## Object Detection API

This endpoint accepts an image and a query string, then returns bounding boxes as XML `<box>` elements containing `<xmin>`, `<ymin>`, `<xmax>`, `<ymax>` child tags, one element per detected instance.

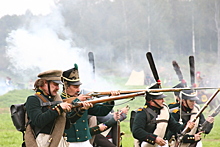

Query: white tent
<box><xmin>125</xmin><ymin>70</ymin><xmax>145</xmax><ymax>85</ymax></box>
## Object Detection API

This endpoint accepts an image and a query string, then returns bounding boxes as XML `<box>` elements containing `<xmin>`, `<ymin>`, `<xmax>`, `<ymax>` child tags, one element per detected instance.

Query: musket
<box><xmin>63</xmin><ymin>92</ymin><xmax>145</xmax><ymax>107</ymax></box>
<box><xmin>174</xmin><ymin>89</ymin><xmax>220</xmax><ymax>147</ymax></box>
<box><xmin>86</xmin><ymin>87</ymin><xmax>218</xmax><ymax>97</ymax></box>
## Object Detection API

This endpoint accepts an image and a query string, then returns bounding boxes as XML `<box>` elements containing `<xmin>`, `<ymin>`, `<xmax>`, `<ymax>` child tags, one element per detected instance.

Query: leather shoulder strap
<box><xmin>143</xmin><ymin>107</ymin><xmax>157</xmax><ymax>124</ymax></box>
<box><xmin>35</xmin><ymin>94</ymin><xmax>62</xmax><ymax>107</ymax></box>
<box><xmin>35</xmin><ymin>93</ymin><xmax>48</xmax><ymax>102</ymax></box>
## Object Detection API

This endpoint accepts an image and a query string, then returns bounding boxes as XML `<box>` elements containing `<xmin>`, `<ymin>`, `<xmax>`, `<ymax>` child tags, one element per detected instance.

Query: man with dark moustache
<box><xmin>25</xmin><ymin>70</ymin><xmax>91</xmax><ymax>147</ymax></box>
<box><xmin>61</xmin><ymin>64</ymin><xmax>116</xmax><ymax>147</ymax></box>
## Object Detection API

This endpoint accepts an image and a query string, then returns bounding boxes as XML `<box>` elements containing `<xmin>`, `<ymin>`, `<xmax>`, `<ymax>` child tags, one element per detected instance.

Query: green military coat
<box><xmin>25</xmin><ymin>89</ymin><xmax>81</xmax><ymax>135</ymax></box>
<box><xmin>61</xmin><ymin>96</ymin><xmax>114</xmax><ymax>142</ymax></box>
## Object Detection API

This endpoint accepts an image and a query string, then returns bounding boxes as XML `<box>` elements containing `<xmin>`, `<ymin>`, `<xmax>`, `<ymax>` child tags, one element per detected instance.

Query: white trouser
<box><xmin>196</xmin><ymin>141</ymin><xmax>202</xmax><ymax>147</ymax></box>
<box><xmin>141</xmin><ymin>140</ymin><xmax>169</xmax><ymax>147</ymax></box>
<box><xmin>36</xmin><ymin>133</ymin><xmax>69</xmax><ymax>147</ymax></box>
<box><xmin>69</xmin><ymin>140</ymin><xmax>92</xmax><ymax>147</ymax></box>
<box><xmin>159</xmin><ymin>140</ymin><xmax>169</xmax><ymax>147</ymax></box>
<box><xmin>160</xmin><ymin>140</ymin><xmax>202</xmax><ymax>147</ymax></box>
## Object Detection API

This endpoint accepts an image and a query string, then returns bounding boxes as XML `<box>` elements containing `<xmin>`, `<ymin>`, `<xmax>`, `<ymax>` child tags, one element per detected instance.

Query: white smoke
<box><xmin>5</xmin><ymin>3</ymin><xmax>81</xmax><ymax>71</ymax></box>
<box><xmin>0</xmin><ymin>0</ymin><xmax>57</xmax><ymax>18</ymax></box>
<box><xmin>3</xmin><ymin>0</ymin><xmax>118</xmax><ymax>93</ymax></box>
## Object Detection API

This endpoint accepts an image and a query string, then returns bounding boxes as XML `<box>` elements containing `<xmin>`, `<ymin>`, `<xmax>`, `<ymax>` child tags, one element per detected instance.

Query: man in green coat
<box><xmin>25</xmin><ymin>69</ymin><xmax>90</xmax><ymax>147</ymax></box>
<box><xmin>61</xmin><ymin>64</ymin><xmax>116</xmax><ymax>147</ymax></box>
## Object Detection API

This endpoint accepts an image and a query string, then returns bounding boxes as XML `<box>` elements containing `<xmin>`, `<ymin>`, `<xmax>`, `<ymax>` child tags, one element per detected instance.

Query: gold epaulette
<box><xmin>137</xmin><ymin>105</ymin><xmax>148</xmax><ymax>111</ymax></box>
<box><xmin>169</xmin><ymin>102</ymin><xmax>177</xmax><ymax>104</ymax></box>
<box><xmin>172</xmin><ymin>109</ymin><xmax>179</xmax><ymax>113</ymax></box>
<box><xmin>137</xmin><ymin>108</ymin><xmax>143</xmax><ymax>111</ymax></box>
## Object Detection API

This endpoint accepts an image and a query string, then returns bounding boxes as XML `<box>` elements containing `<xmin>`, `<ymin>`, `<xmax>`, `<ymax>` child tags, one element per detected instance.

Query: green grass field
<box><xmin>1</xmin><ymin>89</ymin><xmax>220</xmax><ymax>147</ymax></box>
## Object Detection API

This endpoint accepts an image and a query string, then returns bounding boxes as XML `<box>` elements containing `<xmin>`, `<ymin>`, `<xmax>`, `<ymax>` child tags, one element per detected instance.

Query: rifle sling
<box><xmin>144</xmin><ymin>107</ymin><xmax>157</xmax><ymax>123</ymax></box>
<box><xmin>143</xmin><ymin>107</ymin><xmax>169</xmax><ymax>124</ymax></box>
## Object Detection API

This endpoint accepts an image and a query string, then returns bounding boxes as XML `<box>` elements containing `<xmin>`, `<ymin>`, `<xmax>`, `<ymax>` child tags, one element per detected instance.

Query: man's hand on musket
<box><xmin>81</xmin><ymin>101</ymin><xmax>93</xmax><ymax>110</ymax></box>
<box><xmin>113</xmin><ymin>111</ymin><xmax>120</xmax><ymax>121</ymax></box>
<box><xmin>78</xmin><ymin>94</ymin><xmax>91</xmax><ymax>101</ymax></box>
<box><xmin>187</xmin><ymin>121</ymin><xmax>195</xmax><ymax>130</ymax></box>
<box><xmin>60</xmin><ymin>102</ymin><xmax>72</xmax><ymax>112</ymax></box>
<box><xmin>155</xmin><ymin>137</ymin><xmax>166</xmax><ymax>146</ymax></box>
<box><xmin>206</xmin><ymin>116</ymin><xmax>214</xmax><ymax>123</ymax></box>
<box><xmin>194</xmin><ymin>131</ymin><xmax>202</xmax><ymax>141</ymax></box>
<box><xmin>120</xmin><ymin>106</ymin><xmax>129</xmax><ymax>115</ymax></box>
<box><xmin>98</xmin><ymin>123</ymin><xmax>108</xmax><ymax>131</ymax></box>
<box><xmin>110</xmin><ymin>90</ymin><xmax>120</xmax><ymax>96</ymax></box>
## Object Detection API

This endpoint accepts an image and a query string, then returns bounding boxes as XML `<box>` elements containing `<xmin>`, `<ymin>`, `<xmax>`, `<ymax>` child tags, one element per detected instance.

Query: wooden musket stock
<box><xmin>63</xmin><ymin>92</ymin><xmax>145</xmax><ymax>108</ymax></box>
<box><xmin>174</xmin><ymin>89</ymin><xmax>220</xmax><ymax>147</ymax></box>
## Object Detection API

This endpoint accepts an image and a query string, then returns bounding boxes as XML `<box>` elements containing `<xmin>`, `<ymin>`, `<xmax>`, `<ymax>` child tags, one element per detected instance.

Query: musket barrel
<box><xmin>192</xmin><ymin>88</ymin><xmax>220</xmax><ymax>122</ymax></box>
<box><xmin>88</xmin><ymin>87</ymin><xmax>219</xmax><ymax>97</ymax></box>
<box><xmin>72</xmin><ymin>92</ymin><xmax>145</xmax><ymax>108</ymax></box>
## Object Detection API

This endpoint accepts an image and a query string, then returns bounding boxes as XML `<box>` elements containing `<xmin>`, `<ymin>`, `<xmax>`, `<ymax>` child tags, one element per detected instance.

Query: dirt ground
<box><xmin>0</xmin><ymin>108</ymin><xmax>9</xmax><ymax>113</ymax></box>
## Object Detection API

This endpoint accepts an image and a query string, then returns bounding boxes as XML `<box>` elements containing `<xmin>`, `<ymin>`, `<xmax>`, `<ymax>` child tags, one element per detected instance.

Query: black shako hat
<box><xmin>180</xmin><ymin>89</ymin><xmax>199</xmax><ymax>101</ymax></box>
<box><xmin>145</xmin><ymin>82</ymin><xmax>167</xmax><ymax>101</ymax></box>
<box><xmin>62</xmin><ymin>63</ymin><xmax>82</xmax><ymax>86</ymax></box>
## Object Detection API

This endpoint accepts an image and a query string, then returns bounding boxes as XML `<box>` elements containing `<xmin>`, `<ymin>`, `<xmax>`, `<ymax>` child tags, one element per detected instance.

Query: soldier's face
<box><xmin>183</xmin><ymin>99</ymin><xmax>196</xmax><ymax>109</ymax></box>
<box><xmin>175</xmin><ymin>96</ymin><xmax>180</xmax><ymax>103</ymax></box>
<box><xmin>42</xmin><ymin>81</ymin><xmax>59</xmax><ymax>96</ymax></box>
<box><xmin>151</xmin><ymin>98</ymin><xmax>164</xmax><ymax>108</ymax></box>
<box><xmin>66</xmin><ymin>85</ymin><xmax>80</xmax><ymax>97</ymax></box>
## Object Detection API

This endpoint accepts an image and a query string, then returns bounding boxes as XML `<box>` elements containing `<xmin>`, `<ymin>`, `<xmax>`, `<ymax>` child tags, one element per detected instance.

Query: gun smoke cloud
<box><xmin>1</xmin><ymin>0</ymin><xmax>220</xmax><ymax>97</ymax></box>
<box><xmin>2</xmin><ymin>0</ymin><xmax>121</xmax><ymax>94</ymax></box>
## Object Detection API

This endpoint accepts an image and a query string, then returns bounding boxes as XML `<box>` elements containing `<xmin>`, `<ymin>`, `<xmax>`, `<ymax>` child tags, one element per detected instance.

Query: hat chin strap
<box><xmin>47</xmin><ymin>81</ymin><xmax>53</xmax><ymax>97</ymax></box>
<box><xmin>152</xmin><ymin>99</ymin><xmax>163</xmax><ymax>109</ymax></box>
<box><xmin>179</xmin><ymin>95</ymin><xmax>183</xmax><ymax>124</ymax></box>
<box><xmin>184</xmin><ymin>100</ymin><xmax>191</xmax><ymax>110</ymax></box>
